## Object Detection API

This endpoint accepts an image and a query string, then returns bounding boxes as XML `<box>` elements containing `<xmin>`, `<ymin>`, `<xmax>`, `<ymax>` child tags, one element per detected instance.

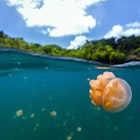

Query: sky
<box><xmin>0</xmin><ymin>0</ymin><xmax>140</xmax><ymax>49</ymax></box>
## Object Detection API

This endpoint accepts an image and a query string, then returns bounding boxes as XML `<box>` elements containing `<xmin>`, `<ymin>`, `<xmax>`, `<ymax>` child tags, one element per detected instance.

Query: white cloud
<box><xmin>67</xmin><ymin>35</ymin><xmax>87</xmax><ymax>49</ymax></box>
<box><xmin>6</xmin><ymin>0</ymin><xmax>105</xmax><ymax>37</ymax></box>
<box><xmin>41</xmin><ymin>29</ymin><xmax>48</xmax><ymax>34</ymax></box>
<box><xmin>104</xmin><ymin>21</ymin><xmax>140</xmax><ymax>39</ymax></box>
<box><xmin>103</xmin><ymin>25</ymin><xmax>123</xmax><ymax>39</ymax></box>
<box><xmin>126</xmin><ymin>21</ymin><xmax>140</xmax><ymax>28</ymax></box>
<box><xmin>123</xmin><ymin>28</ymin><xmax>140</xmax><ymax>36</ymax></box>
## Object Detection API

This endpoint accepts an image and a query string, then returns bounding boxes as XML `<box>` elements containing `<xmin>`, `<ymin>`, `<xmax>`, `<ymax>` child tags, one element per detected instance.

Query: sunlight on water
<box><xmin>0</xmin><ymin>49</ymin><xmax>140</xmax><ymax>140</ymax></box>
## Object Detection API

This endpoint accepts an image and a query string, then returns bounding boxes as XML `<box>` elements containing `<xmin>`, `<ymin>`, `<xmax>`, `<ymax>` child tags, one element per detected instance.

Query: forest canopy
<box><xmin>0</xmin><ymin>31</ymin><xmax>140</xmax><ymax>64</ymax></box>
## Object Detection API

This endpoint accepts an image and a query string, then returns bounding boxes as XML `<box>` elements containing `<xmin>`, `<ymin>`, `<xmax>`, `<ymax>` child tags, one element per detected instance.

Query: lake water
<box><xmin>0</xmin><ymin>49</ymin><xmax>140</xmax><ymax>140</ymax></box>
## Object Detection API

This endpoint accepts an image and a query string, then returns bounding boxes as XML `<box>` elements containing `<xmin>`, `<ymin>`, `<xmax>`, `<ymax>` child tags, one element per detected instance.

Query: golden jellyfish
<box><xmin>16</xmin><ymin>109</ymin><xmax>23</xmax><ymax>117</ymax></box>
<box><xmin>77</xmin><ymin>126</ymin><xmax>82</xmax><ymax>132</ymax></box>
<box><xmin>41</xmin><ymin>107</ymin><xmax>46</xmax><ymax>112</ymax></box>
<box><xmin>30</xmin><ymin>113</ymin><xmax>35</xmax><ymax>118</ymax></box>
<box><xmin>89</xmin><ymin>72</ymin><xmax>132</xmax><ymax>113</ymax></box>
<box><xmin>50</xmin><ymin>110</ymin><xmax>57</xmax><ymax>117</ymax></box>
<box><xmin>66</xmin><ymin>136</ymin><xmax>72</xmax><ymax>140</ymax></box>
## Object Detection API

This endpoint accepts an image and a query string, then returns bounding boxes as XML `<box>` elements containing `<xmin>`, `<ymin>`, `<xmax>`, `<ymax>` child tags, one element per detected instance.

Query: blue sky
<box><xmin>0</xmin><ymin>0</ymin><xmax>140</xmax><ymax>49</ymax></box>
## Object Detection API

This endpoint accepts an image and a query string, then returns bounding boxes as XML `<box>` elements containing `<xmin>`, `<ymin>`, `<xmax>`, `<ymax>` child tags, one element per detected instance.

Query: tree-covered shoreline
<box><xmin>0</xmin><ymin>31</ymin><xmax>140</xmax><ymax>64</ymax></box>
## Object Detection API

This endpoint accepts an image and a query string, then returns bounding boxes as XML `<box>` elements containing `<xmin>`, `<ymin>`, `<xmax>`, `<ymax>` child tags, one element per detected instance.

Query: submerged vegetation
<box><xmin>0</xmin><ymin>31</ymin><xmax>140</xmax><ymax>64</ymax></box>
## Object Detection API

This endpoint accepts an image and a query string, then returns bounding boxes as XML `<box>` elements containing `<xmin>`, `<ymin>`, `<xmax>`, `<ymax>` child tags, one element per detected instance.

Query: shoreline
<box><xmin>0</xmin><ymin>31</ymin><xmax>140</xmax><ymax>65</ymax></box>
<box><xmin>1</xmin><ymin>48</ymin><xmax>140</xmax><ymax>67</ymax></box>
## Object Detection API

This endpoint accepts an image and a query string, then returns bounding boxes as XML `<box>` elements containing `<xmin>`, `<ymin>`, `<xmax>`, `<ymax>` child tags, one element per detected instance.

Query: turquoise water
<box><xmin>0</xmin><ymin>49</ymin><xmax>140</xmax><ymax>140</ymax></box>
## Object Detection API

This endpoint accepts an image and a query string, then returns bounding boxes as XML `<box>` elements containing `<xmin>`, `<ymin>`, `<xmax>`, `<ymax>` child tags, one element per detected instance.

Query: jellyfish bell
<box><xmin>98</xmin><ymin>72</ymin><xmax>115</xmax><ymax>86</ymax></box>
<box><xmin>102</xmin><ymin>78</ymin><xmax>132</xmax><ymax>113</ymax></box>
<box><xmin>89</xmin><ymin>72</ymin><xmax>132</xmax><ymax>113</ymax></box>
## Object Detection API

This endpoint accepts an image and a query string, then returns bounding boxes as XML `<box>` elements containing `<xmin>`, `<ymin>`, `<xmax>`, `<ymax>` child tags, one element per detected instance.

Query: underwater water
<box><xmin>0</xmin><ymin>48</ymin><xmax>140</xmax><ymax>140</ymax></box>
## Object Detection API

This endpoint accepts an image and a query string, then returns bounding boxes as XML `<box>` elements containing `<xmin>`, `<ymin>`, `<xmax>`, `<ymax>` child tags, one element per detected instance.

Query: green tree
<box><xmin>110</xmin><ymin>51</ymin><xmax>126</xmax><ymax>64</ymax></box>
